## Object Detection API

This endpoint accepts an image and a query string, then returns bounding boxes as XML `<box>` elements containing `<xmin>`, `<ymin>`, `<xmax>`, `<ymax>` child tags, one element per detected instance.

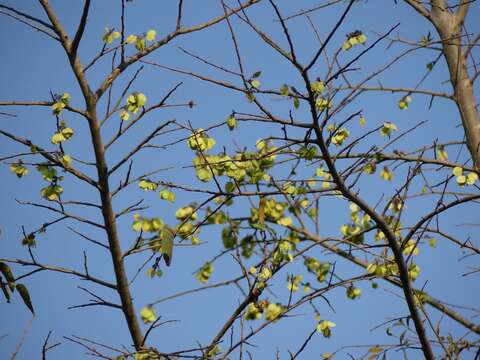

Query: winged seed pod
<box><xmin>161</xmin><ymin>225</ymin><xmax>175</xmax><ymax>267</ymax></box>
<box><xmin>16</xmin><ymin>283</ymin><xmax>34</xmax><ymax>315</ymax></box>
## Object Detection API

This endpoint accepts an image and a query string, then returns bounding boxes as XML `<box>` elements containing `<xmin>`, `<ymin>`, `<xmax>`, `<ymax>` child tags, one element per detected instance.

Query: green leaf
<box><xmin>293</xmin><ymin>97</ymin><xmax>299</xmax><ymax>109</ymax></box>
<box><xmin>22</xmin><ymin>233</ymin><xmax>36</xmax><ymax>247</ymax></box>
<box><xmin>258</xmin><ymin>197</ymin><xmax>266</xmax><ymax>228</ymax></box>
<box><xmin>0</xmin><ymin>280</ymin><xmax>11</xmax><ymax>303</ymax></box>
<box><xmin>161</xmin><ymin>225</ymin><xmax>175</xmax><ymax>266</ymax></box>
<box><xmin>16</xmin><ymin>283</ymin><xmax>34</xmax><ymax>315</ymax></box>
<box><xmin>225</xmin><ymin>181</ymin><xmax>235</xmax><ymax>193</ymax></box>
<box><xmin>0</xmin><ymin>261</ymin><xmax>15</xmax><ymax>291</ymax></box>
<box><xmin>251</xmin><ymin>71</ymin><xmax>262</xmax><ymax>78</ymax></box>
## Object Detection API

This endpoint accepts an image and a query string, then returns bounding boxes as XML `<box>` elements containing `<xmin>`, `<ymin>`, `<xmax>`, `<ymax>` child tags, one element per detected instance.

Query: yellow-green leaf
<box><xmin>452</xmin><ymin>166</ymin><xmax>463</xmax><ymax>177</ymax></box>
<box><xmin>146</xmin><ymin>29</ymin><xmax>156</xmax><ymax>41</ymax></box>
<box><xmin>250</xmin><ymin>79</ymin><xmax>260</xmax><ymax>89</ymax></box>
<box><xmin>226</xmin><ymin>115</ymin><xmax>237</xmax><ymax>131</ymax></box>
<box><xmin>10</xmin><ymin>162</ymin><xmax>29</xmax><ymax>178</ymax></box>
<box><xmin>140</xmin><ymin>306</ymin><xmax>157</xmax><ymax>324</ymax></box>
<box><xmin>277</xmin><ymin>217</ymin><xmax>292</xmax><ymax>227</ymax></box>
<box><xmin>466</xmin><ymin>172</ymin><xmax>478</xmax><ymax>185</ymax></box>
<box><xmin>359</xmin><ymin>115</ymin><xmax>366</xmax><ymax>127</ymax></box>
<box><xmin>436</xmin><ymin>146</ymin><xmax>448</xmax><ymax>161</ymax></box>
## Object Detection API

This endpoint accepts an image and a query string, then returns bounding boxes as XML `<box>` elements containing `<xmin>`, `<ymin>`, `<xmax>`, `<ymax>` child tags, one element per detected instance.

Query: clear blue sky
<box><xmin>0</xmin><ymin>1</ymin><xmax>478</xmax><ymax>359</ymax></box>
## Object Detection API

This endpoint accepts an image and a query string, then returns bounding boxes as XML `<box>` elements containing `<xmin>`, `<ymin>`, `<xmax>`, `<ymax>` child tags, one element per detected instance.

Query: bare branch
<box><xmin>71</xmin><ymin>0</ymin><xmax>91</xmax><ymax>55</ymax></box>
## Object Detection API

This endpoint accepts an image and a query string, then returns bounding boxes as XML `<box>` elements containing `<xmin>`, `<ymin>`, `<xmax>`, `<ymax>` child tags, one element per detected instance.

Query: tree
<box><xmin>0</xmin><ymin>1</ymin><xmax>479</xmax><ymax>359</ymax></box>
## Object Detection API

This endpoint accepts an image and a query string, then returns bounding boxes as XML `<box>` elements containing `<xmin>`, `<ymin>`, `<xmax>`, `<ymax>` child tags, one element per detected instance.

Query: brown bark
<box><xmin>431</xmin><ymin>5</ymin><xmax>480</xmax><ymax>168</ymax></box>
<box><xmin>38</xmin><ymin>0</ymin><xmax>144</xmax><ymax>349</ymax></box>
<box><xmin>405</xmin><ymin>0</ymin><xmax>480</xmax><ymax>168</ymax></box>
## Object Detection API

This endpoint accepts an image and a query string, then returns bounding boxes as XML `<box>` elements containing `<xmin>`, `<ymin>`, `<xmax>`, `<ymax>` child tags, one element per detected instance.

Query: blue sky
<box><xmin>0</xmin><ymin>1</ymin><xmax>479</xmax><ymax>359</ymax></box>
